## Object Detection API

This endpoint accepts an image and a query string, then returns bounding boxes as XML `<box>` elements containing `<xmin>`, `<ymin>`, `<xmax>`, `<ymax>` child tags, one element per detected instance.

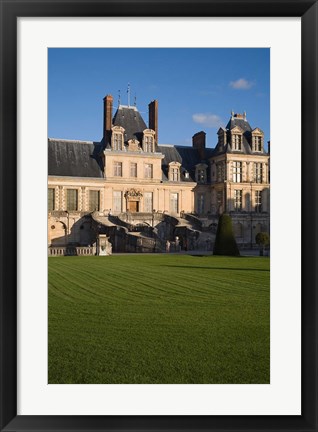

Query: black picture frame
<box><xmin>1</xmin><ymin>1</ymin><xmax>317</xmax><ymax>431</ymax></box>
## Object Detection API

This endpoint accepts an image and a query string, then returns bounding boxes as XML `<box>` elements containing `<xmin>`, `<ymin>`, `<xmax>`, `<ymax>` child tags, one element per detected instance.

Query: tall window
<box><xmin>232</xmin><ymin>134</ymin><xmax>242</xmax><ymax>151</ymax></box>
<box><xmin>217</xmin><ymin>163</ymin><xmax>224</xmax><ymax>182</ymax></box>
<box><xmin>144</xmin><ymin>192</ymin><xmax>153</xmax><ymax>213</ymax></box>
<box><xmin>89</xmin><ymin>190</ymin><xmax>100</xmax><ymax>211</ymax></box>
<box><xmin>172</xmin><ymin>168</ymin><xmax>179</xmax><ymax>181</ymax></box>
<box><xmin>255</xmin><ymin>190</ymin><xmax>262</xmax><ymax>213</ymax></box>
<box><xmin>48</xmin><ymin>188</ymin><xmax>55</xmax><ymax>211</ymax></box>
<box><xmin>197</xmin><ymin>169</ymin><xmax>206</xmax><ymax>183</ymax></box>
<box><xmin>196</xmin><ymin>165</ymin><xmax>207</xmax><ymax>183</ymax></box>
<box><xmin>144</xmin><ymin>136</ymin><xmax>153</xmax><ymax>152</ymax></box>
<box><xmin>170</xmin><ymin>193</ymin><xmax>179</xmax><ymax>214</ymax></box>
<box><xmin>113</xmin><ymin>191</ymin><xmax>122</xmax><ymax>213</ymax></box>
<box><xmin>169</xmin><ymin>163</ymin><xmax>181</xmax><ymax>182</ymax></box>
<box><xmin>67</xmin><ymin>189</ymin><xmax>78</xmax><ymax>211</ymax></box>
<box><xmin>253</xmin><ymin>136</ymin><xmax>263</xmax><ymax>152</ymax></box>
<box><xmin>218</xmin><ymin>132</ymin><xmax>225</xmax><ymax>147</ymax></box>
<box><xmin>217</xmin><ymin>191</ymin><xmax>223</xmax><ymax>210</ymax></box>
<box><xmin>234</xmin><ymin>190</ymin><xmax>242</xmax><ymax>211</ymax></box>
<box><xmin>113</xmin><ymin>133</ymin><xmax>123</xmax><ymax>150</ymax></box>
<box><xmin>130</xmin><ymin>162</ymin><xmax>137</xmax><ymax>178</ymax></box>
<box><xmin>254</xmin><ymin>163</ymin><xmax>263</xmax><ymax>183</ymax></box>
<box><xmin>197</xmin><ymin>193</ymin><xmax>205</xmax><ymax>215</ymax></box>
<box><xmin>144</xmin><ymin>163</ymin><xmax>153</xmax><ymax>179</ymax></box>
<box><xmin>113</xmin><ymin>162</ymin><xmax>122</xmax><ymax>177</ymax></box>
<box><xmin>232</xmin><ymin>161</ymin><xmax>242</xmax><ymax>182</ymax></box>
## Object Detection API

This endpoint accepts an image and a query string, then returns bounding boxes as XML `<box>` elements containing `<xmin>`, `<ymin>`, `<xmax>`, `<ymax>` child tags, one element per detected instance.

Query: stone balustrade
<box><xmin>48</xmin><ymin>246</ymin><xmax>95</xmax><ymax>256</ymax></box>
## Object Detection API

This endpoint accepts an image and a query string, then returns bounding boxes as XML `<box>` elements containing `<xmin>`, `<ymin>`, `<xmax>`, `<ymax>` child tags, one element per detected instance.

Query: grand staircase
<box><xmin>91</xmin><ymin>211</ymin><xmax>215</xmax><ymax>253</ymax></box>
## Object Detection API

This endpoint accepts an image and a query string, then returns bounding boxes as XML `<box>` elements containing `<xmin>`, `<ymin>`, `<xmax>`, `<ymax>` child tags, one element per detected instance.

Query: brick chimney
<box><xmin>148</xmin><ymin>99</ymin><xmax>158</xmax><ymax>144</ymax></box>
<box><xmin>192</xmin><ymin>131</ymin><xmax>206</xmax><ymax>160</ymax></box>
<box><xmin>103</xmin><ymin>94</ymin><xmax>113</xmax><ymax>146</ymax></box>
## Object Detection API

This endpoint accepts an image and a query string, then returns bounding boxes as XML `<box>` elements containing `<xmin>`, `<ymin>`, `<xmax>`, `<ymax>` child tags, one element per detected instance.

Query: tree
<box><xmin>255</xmin><ymin>232</ymin><xmax>270</xmax><ymax>256</ymax></box>
<box><xmin>213</xmin><ymin>214</ymin><xmax>240</xmax><ymax>256</ymax></box>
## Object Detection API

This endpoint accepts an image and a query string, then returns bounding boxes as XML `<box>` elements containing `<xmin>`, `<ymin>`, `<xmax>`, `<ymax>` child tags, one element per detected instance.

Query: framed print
<box><xmin>0</xmin><ymin>0</ymin><xmax>317</xmax><ymax>431</ymax></box>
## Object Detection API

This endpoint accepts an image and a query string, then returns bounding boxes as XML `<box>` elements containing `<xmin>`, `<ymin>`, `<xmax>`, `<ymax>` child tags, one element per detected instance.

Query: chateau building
<box><xmin>48</xmin><ymin>93</ymin><xmax>270</xmax><ymax>254</ymax></box>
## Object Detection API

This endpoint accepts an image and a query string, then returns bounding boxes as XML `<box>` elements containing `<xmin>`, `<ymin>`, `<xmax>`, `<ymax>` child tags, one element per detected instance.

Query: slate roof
<box><xmin>159</xmin><ymin>145</ymin><xmax>211</xmax><ymax>182</ymax></box>
<box><xmin>213</xmin><ymin>115</ymin><xmax>262</xmax><ymax>155</ymax></box>
<box><xmin>112</xmin><ymin>105</ymin><xmax>148</xmax><ymax>144</ymax></box>
<box><xmin>48</xmin><ymin>139</ymin><xmax>103</xmax><ymax>178</ymax></box>
<box><xmin>226</xmin><ymin>117</ymin><xmax>252</xmax><ymax>134</ymax></box>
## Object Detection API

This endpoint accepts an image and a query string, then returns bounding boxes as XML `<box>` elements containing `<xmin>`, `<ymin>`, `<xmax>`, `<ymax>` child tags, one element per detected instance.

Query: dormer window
<box><xmin>251</xmin><ymin>128</ymin><xmax>264</xmax><ymax>152</ymax></box>
<box><xmin>144</xmin><ymin>136</ymin><xmax>153</xmax><ymax>152</ymax></box>
<box><xmin>142</xmin><ymin>129</ymin><xmax>155</xmax><ymax>152</ymax></box>
<box><xmin>169</xmin><ymin>162</ymin><xmax>181</xmax><ymax>182</ymax></box>
<box><xmin>195</xmin><ymin>163</ymin><xmax>208</xmax><ymax>184</ymax></box>
<box><xmin>252</xmin><ymin>135</ymin><xmax>263</xmax><ymax>152</ymax></box>
<box><xmin>113</xmin><ymin>133</ymin><xmax>123</xmax><ymax>150</ymax></box>
<box><xmin>111</xmin><ymin>126</ymin><xmax>125</xmax><ymax>151</ymax></box>
<box><xmin>217</xmin><ymin>128</ymin><xmax>227</xmax><ymax>149</ymax></box>
<box><xmin>232</xmin><ymin>134</ymin><xmax>242</xmax><ymax>151</ymax></box>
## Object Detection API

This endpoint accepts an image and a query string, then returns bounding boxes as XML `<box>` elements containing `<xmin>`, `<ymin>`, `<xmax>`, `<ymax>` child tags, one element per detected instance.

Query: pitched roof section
<box><xmin>226</xmin><ymin>117</ymin><xmax>252</xmax><ymax>133</ymax></box>
<box><xmin>214</xmin><ymin>114</ymin><xmax>258</xmax><ymax>155</ymax></box>
<box><xmin>48</xmin><ymin>139</ymin><xmax>103</xmax><ymax>178</ymax></box>
<box><xmin>112</xmin><ymin>105</ymin><xmax>148</xmax><ymax>144</ymax></box>
<box><xmin>159</xmin><ymin>145</ymin><xmax>203</xmax><ymax>182</ymax></box>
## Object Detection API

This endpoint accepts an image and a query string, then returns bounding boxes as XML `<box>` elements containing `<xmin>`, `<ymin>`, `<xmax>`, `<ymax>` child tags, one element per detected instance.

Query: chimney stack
<box><xmin>192</xmin><ymin>131</ymin><xmax>206</xmax><ymax>160</ymax></box>
<box><xmin>148</xmin><ymin>100</ymin><xmax>158</xmax><ymax>144</ymax></box>
<box><xmin>103</xmin><ymin>94</ymin><xmax>113</xmax><ymax>146</ymax></box>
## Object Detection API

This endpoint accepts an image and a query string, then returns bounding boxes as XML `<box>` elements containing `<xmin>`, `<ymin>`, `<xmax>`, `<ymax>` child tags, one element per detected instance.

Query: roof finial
<box><xmin>127</xmin><ymin>83</ymin><xmax>131</xmax><ymax>107</ymax></box>
<box><xmin>118</xmin><ymin>90</ymin><xmax>121</xmax><ymax>107</ymax></box>
<box><xmin>243</xmin><ymin>111</ymin><xmax>246</xmax><ymax>120</ymax></box>
<box><xmin>231</xmin><ymin>110</ymin><xmax>234</xmax><ymax>119</ymax></box>
<box><xmin>134</xmin><ymin>93</ymin><xmax>137</xmax><ymax>107</ymax></box>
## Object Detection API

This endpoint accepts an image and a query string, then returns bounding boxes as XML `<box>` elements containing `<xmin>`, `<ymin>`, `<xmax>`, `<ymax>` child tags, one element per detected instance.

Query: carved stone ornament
<box><xmin>124</xmin><ymin>189</ymin><xmax>143</xmax><ymax>199</ymax></box>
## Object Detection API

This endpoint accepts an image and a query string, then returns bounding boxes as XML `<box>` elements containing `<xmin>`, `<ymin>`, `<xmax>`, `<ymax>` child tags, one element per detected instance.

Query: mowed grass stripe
<box><xmin>49</xmin><ymin>255</ymin><xmax>269</xmax><ymax>384</ymax></box>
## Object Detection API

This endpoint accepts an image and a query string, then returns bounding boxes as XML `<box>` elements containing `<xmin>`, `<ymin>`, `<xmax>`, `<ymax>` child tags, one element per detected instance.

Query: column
<box><xmin>55</xmin><ymin>186</ymin><xmax>59</xmax><ymax>210</ymax></box>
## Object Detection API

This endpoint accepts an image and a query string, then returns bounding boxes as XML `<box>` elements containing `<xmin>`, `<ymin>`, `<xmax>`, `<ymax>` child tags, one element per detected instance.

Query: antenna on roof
<box><xmin>134</xmin><ymin>93</ymin><xmax>137</xmax><ymax>107</ymax></box>
<box><xmin>118</xmin><ymin>90</ymin><xmax>121</xmax><ymax>107</ymax></box>
<box><xmin>127</xmin><ymin>83</ymin><xmax>131</xmax><ymax>107</ymax></box>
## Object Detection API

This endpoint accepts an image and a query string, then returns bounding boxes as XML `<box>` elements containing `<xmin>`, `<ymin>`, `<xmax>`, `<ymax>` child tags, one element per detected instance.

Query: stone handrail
<box><xmin>48</xmin><ymin>246</ymin><xmax>95</xmax><ymax>256</ymax></box>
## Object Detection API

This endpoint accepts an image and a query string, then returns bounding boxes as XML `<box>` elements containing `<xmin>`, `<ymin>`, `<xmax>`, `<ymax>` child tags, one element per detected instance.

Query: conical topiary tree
<box><xmin>213</xmin><ymin>213</ymin><xmax>240</xmax><ymax>256</ymax></box>
<box><xmin>255</xmin><ymin>232</ymin><xmax>270</xmax><ymax>256</ymax></box>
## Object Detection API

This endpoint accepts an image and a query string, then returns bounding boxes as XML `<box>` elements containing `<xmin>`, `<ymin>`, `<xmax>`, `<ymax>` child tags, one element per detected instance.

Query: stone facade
<box><xmin>48</xmin><ymin>94</ymin><xmax>270</xmax><ymax>253</ymax></box>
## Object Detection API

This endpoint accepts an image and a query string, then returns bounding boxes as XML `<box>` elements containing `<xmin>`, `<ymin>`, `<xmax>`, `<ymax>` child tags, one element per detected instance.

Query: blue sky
<box><xmin>48</xmin><ymin>48</ymin><xmax>270</xmax><ymax>149</ymax></box>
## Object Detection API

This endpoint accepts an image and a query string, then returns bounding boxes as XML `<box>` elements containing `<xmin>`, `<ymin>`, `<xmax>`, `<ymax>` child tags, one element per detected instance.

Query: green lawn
<box><xmin>48</xmin><ymin>254</ymin><xmax>270</xmax><ymax>384</ymax></box>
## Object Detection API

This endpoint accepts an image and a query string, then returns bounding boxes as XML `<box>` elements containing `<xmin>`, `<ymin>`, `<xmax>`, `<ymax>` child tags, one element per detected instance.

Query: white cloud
<box><xmin>229</xmin><ymin>78</ymin><xmax>255</xmax><ymax>90</ymax></box>
<box><xmin>192</xmin><ymin>113</ymin><xmax>223</xmax><ymax>128</ymax></box>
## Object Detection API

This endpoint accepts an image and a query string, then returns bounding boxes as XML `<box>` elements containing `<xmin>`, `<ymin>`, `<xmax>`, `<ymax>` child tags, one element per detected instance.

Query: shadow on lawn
<box><xmin>161</xmin><ymin>265</ymin><xmax>269</xmax><ymax>272</ymax></box>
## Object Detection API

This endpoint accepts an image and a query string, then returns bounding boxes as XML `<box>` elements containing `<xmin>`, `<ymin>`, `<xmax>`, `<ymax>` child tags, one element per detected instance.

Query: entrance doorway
<box><xmin>128</xmin><ymin>200</ymin><xmax>139</xmax><ymax>212</ymax></box>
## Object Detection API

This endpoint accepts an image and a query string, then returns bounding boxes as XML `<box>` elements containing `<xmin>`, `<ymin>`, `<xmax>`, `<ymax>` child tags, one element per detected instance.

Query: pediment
<box><xmin>169</xmin><ymin>161</ymin><xmax>181</xmax><ymax>167</ymax></box>
<box><xmin>112</xmin><ymin>125</ymin><xmax>125</xmax><ymax>133</ymax></box>
<box><xmin>217</xmin><ymin>127</ymin><xmax>226</xmax><ymax>135</ymax></box>
<box><xmin>195</xmin><ymin>163</ymin><xmax>208</xmax><ymax>169</ymax></box>
<box><xmin>230</xmin><ymin>125</ymin><xmax>243</xmax><ymax>134</ymax></box>
<box><xmin>251</xmin><ymin>127</ymin><xmax>264</xmax><ymax>135</ymax></box>
<box><xmin>143</xmin><ymin>128</ymin><xmax>155</xmax><ymax>135</ymax></box>
<box><xmin>127</xmin><ymin>139</ymin><xmax>140</xmax><ymax>152</ymax></box>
